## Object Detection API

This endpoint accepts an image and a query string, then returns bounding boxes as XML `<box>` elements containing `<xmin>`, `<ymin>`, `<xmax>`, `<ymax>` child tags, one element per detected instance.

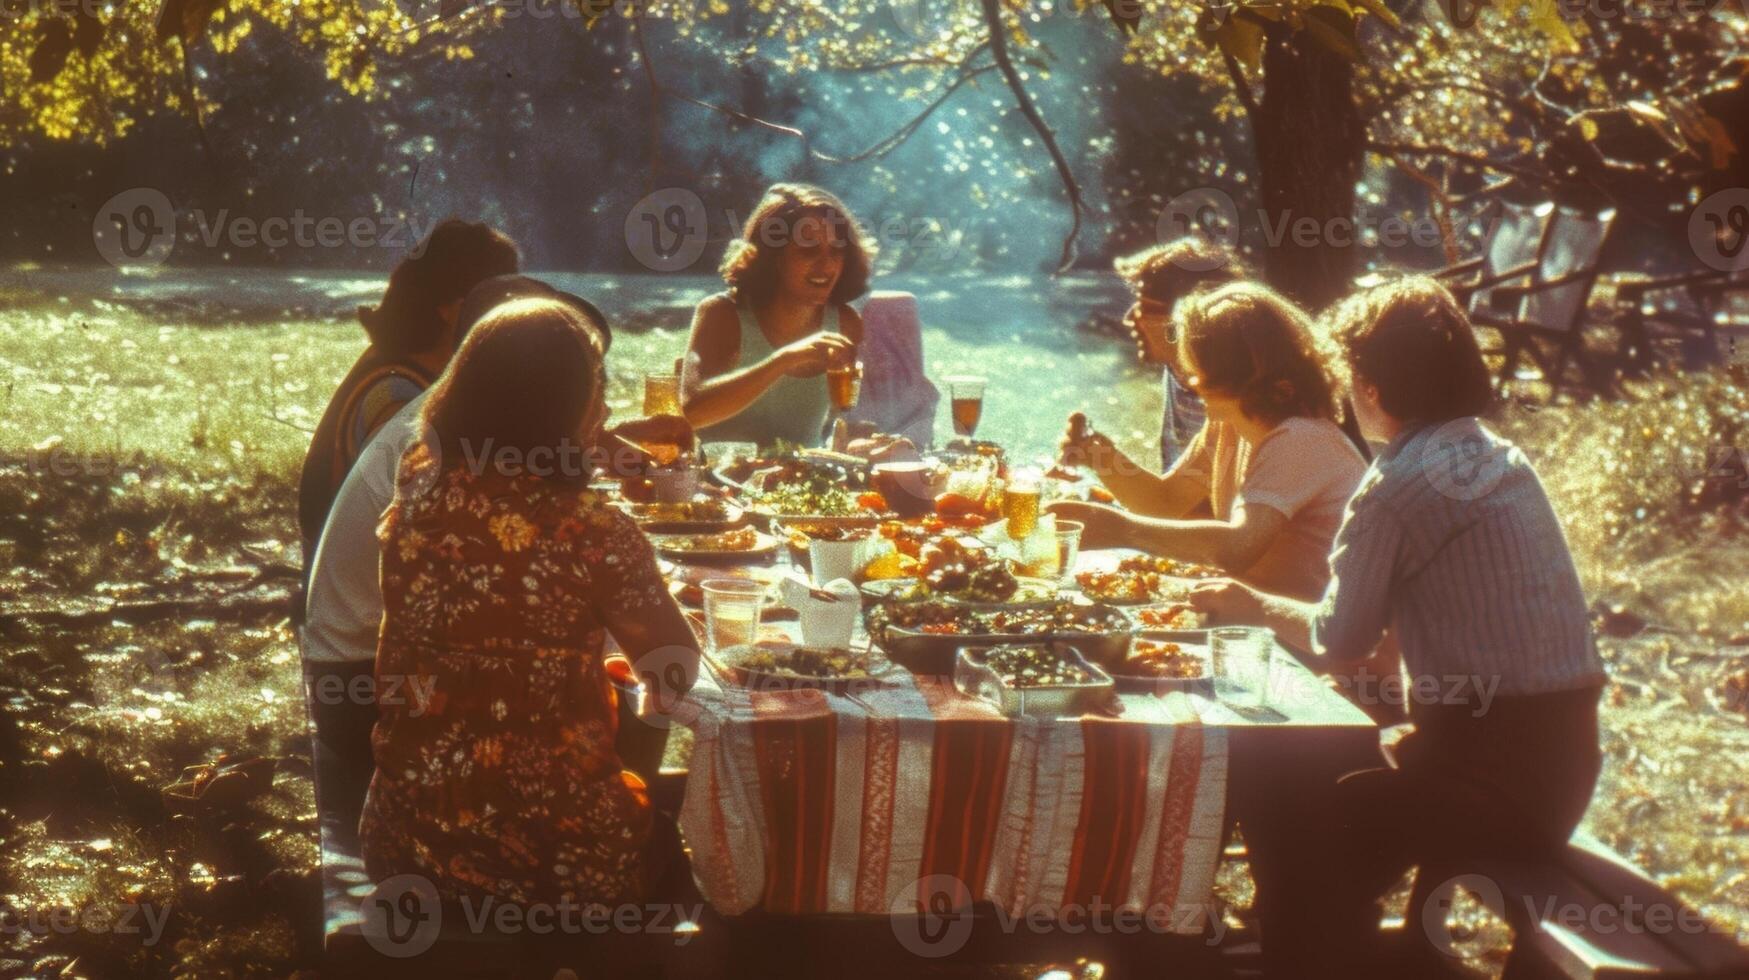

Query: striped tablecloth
<box><xmin>676</xmin><ymin>671</ymin><xmax>1228</xmax><ymax>931</ymax></box>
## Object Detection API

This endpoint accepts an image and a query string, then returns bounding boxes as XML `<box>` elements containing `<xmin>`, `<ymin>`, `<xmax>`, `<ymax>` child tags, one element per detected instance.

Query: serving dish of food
<box><xmin>953</xmin><ymin>643</ymin><xmax>1114</xmax><ymax>717</ymax></box>
<box><xmin>615</xmin><ymin>498</ymin><xmax>747</xmax><ymax>534</ymax></box>
<box><xmin>867</xmin><ymin>600</ymin><xmax>1133</xmax><ymax>675</ymax></box>
<box><xmin>650</xmin><ymin>527</ymin><xmax>780</xmax><ymax>563</ymax></box>
<box><xmin>1107</xmin><ymin>630</ymin><xmax>1213</xmax><ymax>693</ymax></box>
<box><xmin>713</xmin><ymin>641</ymin><xmax>893</xmax><ymax>693</ymax></box>
<box><xmin>1075</xmin><ymin>555</ymin><xmax>1222</xmax><ymax>605</ymax></box>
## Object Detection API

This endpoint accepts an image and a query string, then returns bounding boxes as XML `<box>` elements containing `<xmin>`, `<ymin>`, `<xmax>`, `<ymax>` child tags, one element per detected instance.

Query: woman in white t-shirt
<box><xmin>1051</xmin><ymin>282</ymin><xmax>1367</xmax><ymax>603</ymax></box>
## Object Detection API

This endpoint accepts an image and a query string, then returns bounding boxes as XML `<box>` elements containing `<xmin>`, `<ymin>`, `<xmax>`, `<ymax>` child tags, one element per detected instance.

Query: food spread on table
<box><xmin>643</xmin><ymin>432</ymin><xmax>1255</xmax><ymax>703</ymax></box>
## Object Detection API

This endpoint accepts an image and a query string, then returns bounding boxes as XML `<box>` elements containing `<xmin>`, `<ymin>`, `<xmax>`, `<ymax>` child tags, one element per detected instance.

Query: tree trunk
<box><xmin>1252</xmin><ymin>27</ymin><xmax>1365</xmax><ymax>311</ymax></box>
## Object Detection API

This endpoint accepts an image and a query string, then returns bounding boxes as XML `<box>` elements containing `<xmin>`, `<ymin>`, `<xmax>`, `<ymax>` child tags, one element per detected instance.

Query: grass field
<box><xmin>1</xmin><ymin>271</ymin><xmax>1746</xmax><ymax>977</ymax></box>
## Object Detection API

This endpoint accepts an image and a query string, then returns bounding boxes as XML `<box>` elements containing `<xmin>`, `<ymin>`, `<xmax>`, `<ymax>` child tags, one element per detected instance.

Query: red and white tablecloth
<box><xmin>676</xmin><ymin>673</ymin><xmax>1228</xmax><ymax>931</ymax></box>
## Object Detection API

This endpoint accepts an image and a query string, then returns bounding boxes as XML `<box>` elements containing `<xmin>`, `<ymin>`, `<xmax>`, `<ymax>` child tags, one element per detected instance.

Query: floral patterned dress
<box><xmin>359</xmin><ymin>443</ymin><xmax>671</xmax><ymax>906</ymax></box>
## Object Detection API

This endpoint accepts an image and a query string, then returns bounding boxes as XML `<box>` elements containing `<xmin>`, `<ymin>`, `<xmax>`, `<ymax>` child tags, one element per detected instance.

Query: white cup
<box><xmin>809</xmin><ymin>537</ymin><xmax>866</xmax><ymax>587</ymax></box>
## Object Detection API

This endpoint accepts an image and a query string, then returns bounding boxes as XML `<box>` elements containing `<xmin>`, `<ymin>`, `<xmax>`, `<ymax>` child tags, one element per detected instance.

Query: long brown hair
<box><xmin>360</xmin><ymin>218</ymin><xmax>520</xmax><ymax>356</ymax></box>
<box><xmin>1173</xmin><ymin>282</ymin><xmax>1339</xmax><ymax>425</ymax></box>
<box><xmin>718</xmin><ymin>183</ymin><xmax>875</xmax><ymax>306</ymax></box>
<box><xmin>421</xmin><ymin>297</ymin><xmax>605</xmax><ymax>483</ymax></box>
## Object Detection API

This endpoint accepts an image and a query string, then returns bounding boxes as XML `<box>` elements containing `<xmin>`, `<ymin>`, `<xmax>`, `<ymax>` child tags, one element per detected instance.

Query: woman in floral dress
<box><xmin>360</xmin><ymin>295</ymin><xmax>702</xmax><ymax>907</ymax></box>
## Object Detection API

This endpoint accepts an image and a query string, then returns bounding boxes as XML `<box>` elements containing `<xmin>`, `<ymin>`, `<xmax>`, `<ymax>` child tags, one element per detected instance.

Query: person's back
<box><xmin>1344</xmin><ymin>418</ymin><xmax>1602</xmax><ymax>696</ymax></box>
<box><xmin>358</xmin><ymin>295</ymin><xmax>701</xmax><ymax>907</ymax></box>
<box><xmin>364</xmin><ymin>441</ymin><xmax>662</xmax><ymax>904</ymax></box>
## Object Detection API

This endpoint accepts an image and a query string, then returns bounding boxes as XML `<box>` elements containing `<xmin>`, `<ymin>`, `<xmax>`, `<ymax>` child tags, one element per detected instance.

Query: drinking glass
<box><xmin>643</xmin><ymin>373</ymin><xmax>682</xmax><ymax>416</ymax></box>
<box><xmin>1002</xmin><ymin>468</ymin><xmax>1041</xmax><ymax>541</ymax></box>
<box><xmin>827</xmin><ymin>360</ymin><xmax>863</xmax><ymax>411</ymax></box>
<box><xmin>701</xmin><ymin>579</ymin><xmax>765</xmax><ymax>652</ymax></box>
<box><xmin>1210</xmin><ymin>626</ymin><xmax>1274</xmax><ymax>709</ymax></box>
<box><xmin>1054</xmin><ymin>520</ymin><xmax>1084</xmax><ymax>583</ymax></box>
<box><xmin>944</xmin><ymin>375</ymin><xmax>987</xmax><ymax>439</ymax></box>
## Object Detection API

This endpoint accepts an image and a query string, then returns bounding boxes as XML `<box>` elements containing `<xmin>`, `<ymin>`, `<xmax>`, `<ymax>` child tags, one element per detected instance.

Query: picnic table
<box><xmin>664</xmin><ymin>547</ymin><xmax>1379</xmax><ymax>933</ymax></box>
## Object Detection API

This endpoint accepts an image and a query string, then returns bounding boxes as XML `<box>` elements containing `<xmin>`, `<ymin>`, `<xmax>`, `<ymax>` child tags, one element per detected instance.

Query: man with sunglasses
<box><xmin>1058</xmin><ymin>237</ymin><xmax>1245</xmax><ymax>511</ymax></box>
<box><xmin>301</xmin><ymin>274</ymin><xmax>691</xmax><ymax>823</ymax></box>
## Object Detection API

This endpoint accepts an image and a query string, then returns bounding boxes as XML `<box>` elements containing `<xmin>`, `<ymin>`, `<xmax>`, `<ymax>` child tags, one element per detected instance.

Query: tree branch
<box><xmin>978</xmin><ymin>0</ymin><xmax>1084</xmax><ymax>272</ymax></box>
<box><xmin>1365</xmin><ymin>141</ymin><xmax>1554</xmax><ymax>186</ymax></box>
<box><xmin>656</xmin><ymin>51</ymin><xmax>997</xmax><ymax>167</ymax></box>
<box><xmin>1379</xmin><ymin>149</ymin><xmax>1461</xmax><ymax>263</ymax></box>
<box><xmin>631</xmin><ymin>10</ymin><xmax>664</xmax><ymax>195</ymax></box>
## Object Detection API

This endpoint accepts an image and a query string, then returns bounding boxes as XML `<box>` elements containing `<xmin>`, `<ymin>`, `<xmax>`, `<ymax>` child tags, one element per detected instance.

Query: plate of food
<box><xmin>745</xmin><ymin>470</ymin><xmax>888</xmax><ymax>525</ymax></box>
<box><xmin>953</xmin><ymin>643</ymin><xmax>1114</xmax><ymax>718</ymax></box>
<box><xmin>615</xmin><ymin>498</ymin><xmax>747</xmax><ymax>534</ymax></box>
<box><xmin>1107</xmin><ymin>631</ymin><xmax>1213</xmax><ymax>693</ymax></box>
<box><xmin>713</xmin><ymin>641</ymin><xmax>894</xmax><ymax>693</ymax></box>
<box><xmin>1075</xmin><ymin>555</ymin><xmax>1222</xmax><ymax>605</ymax></box>
<box><xmin>868</xmin><ymin>600</ymin><xmax>1133</xmax><ymax>675</ymax></box>
<box><xmin>714</xmin><ymin>445</ymin><xmax>870</xmax><ymax>492</ymax></box>
<box><xmin>858</xmin><ymin>534</ymin><xmax>1057</xmax><ymax>607</ymax></box>
<box><xmin>650</xmin><ymin>526</ymin><xmax>780</xmax><ymax>563</ymax></box>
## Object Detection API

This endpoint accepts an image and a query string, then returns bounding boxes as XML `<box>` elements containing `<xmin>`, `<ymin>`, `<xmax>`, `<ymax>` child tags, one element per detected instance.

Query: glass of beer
<box><xmin>1002</xmin><ymin>468</ymin><xmax>1041</xmax><ymax>541</ymax></box>
<box><xmin>827</xmin><ymin>360</ymin><xmax>863</xmax><ymax>411</ymax></box>
<box><xmin>643</xmin><ymin>373</ymin><xmax>682</xmax><ymax>416</ymax></box>
<box><xmin>945</xmin><ymin>375</ymin><xmax>986</xmax><ymax>439</ymax></box>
